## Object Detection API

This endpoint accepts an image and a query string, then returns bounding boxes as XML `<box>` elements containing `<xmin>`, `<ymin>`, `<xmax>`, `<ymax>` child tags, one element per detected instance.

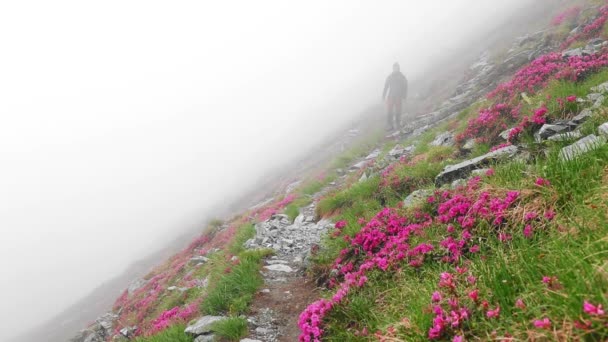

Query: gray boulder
<box><xmin>560</xmin><ymin>134</ymin><xmax>606</xmax><ymax>161</ymax></box>
<box><xmin>599</xmin><ymin>122</ymin><xmax>608</xmax><ymax>137</ymax></box>
<box><xmin>548</xmin><ymin>130</ymin><xmax>582</xmax><ymax>142</ymax></box>
<box><xmin>185</xmin><ymin>316</ymin><xmax>226</xmax><ymax>336</ymax></box>
<box><xmin>189</xmin><ymin>256</ymin><xmax>209</xmax><ymax>266</ymax></box>
<box><xmin>571</xmin><ymin>109</ymin><xmax>593</xmax><ymax>125</ymax></box>
<box><xmin>388</xmin><ymin>144</ymin><xmax>414</xmax><ymax>158</ymax></box>
<box><xmin>264</xmin><ymin>264</ymin><xmax>294</xmax><ymax>273</ymax></box>
<box><xmin>535</xmin><ymin>123</ymin><xmax>570</xmax><ymax>141</ymax></box>
<box><xmin>592</xmin><ymin>95</ymin><xmax>606</xmax><ymax>109</ymax></box>
<box><xmin>364</xmin><ymin>149</ymin><xmax>381</xmax><ymax>160</ymax></box>
<box><xmin>430</xmin><ymin>131</ymin><xmax>455</xmax><ymax>147</ymax></box>
<box><xmin>592</xmin><ymin>81</ymin><xmax>608</xmax><ymax>93</ymax></box>
<box><xmin>127</xmin><ymin>278</ymin><xmax>147</xmax><ymax>295</ymax></box>
<box><xmin>435</xmin><ymin>145</ymin><xmax>518</xmax><ymax>187</ymax></box>
<box><xmin>403</xmin><ymin>189</ymin><xmax>433</xmax><ymax>208</ymax></box>
<box><xmin>499</xmin><ymin>127</ymin><xmax>517</xmax><ymax>141</ymax></box>
<box><xmin>194</xmin><ymin>335</ymin><xmax>216</xmax><ymax>342</ymax></box>
<box><xmin>462</xmin><ymin>139</ymin><xmax>476</xmax><ymax>151</ymax></box>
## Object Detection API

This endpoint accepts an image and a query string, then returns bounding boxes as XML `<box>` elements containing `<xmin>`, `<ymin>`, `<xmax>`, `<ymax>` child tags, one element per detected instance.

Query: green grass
<box><xmin>201</xmin><ymin>249</ymin><xmax>272</xmax><ymax>315</ymax></box>
<box><xmin>228</xmin><ymin>223</ymin><xmax>256</xmax><ymax>255</ymax></box>
<box><xmin>313</xmin><ymin>100</ymin><xmax>608</xmax><ymax>339</ymax></box>
<box><xmin>317</xmin><ymin>177</ymin><xmax>381</xmax><ymax>217</ymax></box>
<box><xmin>211</xmin><ymin>317</ymin><xmax>249</xmax><ymax>341</ymax></box>
<box><xmin>320</xmin><ymin>146</ymin><xmax>608</xmax><ymax>339</ymax></box>
<box><xmin>284</xmin><ymin>203</ymin><xmax>300</xmax><ymax>222</ymax></box>
<box><xmin>133</xmin><ymin>325</ymin><xmax>193</xmax><ymax>342</ymax></box>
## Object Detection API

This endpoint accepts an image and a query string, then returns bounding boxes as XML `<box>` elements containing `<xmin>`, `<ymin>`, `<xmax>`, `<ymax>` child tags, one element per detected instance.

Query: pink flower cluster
<box><xmin>298</xmin><ymin>299</ymin><xmax>334</xmax><ymax>342</ymax></box>
<box><xmin>428</xmin><ymin>268</ymin><xmax>489</xmax><ymax>340</ymax></box>
<box><xmin>300</xmin><ymin>175</ymin><xmax>558</xmax><ymax>340</ymax></box>
<box><xmin>551</xmin><ymin>6</ymin><xmax>581</xmax><ymax>26</ymax></box>
<box><xmin>149</xmin><ymin>301</ymin><xmax>200</xmax><ymax>334</ymax></box>
<box><xmin>562</xmin><ymin>5</ymin><xmax>608</xmax><ymax>49</ymax></box>
<box><xmin>255</xmin><ymin>194</ymin><xmax>297</xmax><ymax>221</ymax></box>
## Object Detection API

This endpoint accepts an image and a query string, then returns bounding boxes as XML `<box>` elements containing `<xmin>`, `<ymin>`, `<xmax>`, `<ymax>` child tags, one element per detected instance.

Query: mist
<box><xmin>0</xmin><ymin>1</ymin><xmax>538</xmax><ymax>340</ymax></box>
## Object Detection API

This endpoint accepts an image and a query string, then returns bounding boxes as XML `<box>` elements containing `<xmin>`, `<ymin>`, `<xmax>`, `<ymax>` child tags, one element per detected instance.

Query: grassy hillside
<box><xmin>77</xmin><ymin>1</ymin><xmax>608</xmax><ymax>342</ymax></box>
<box><xmin>297</xmin><ymin>2</ymin><xmax>608</xmax><ymax>341</ymax></box>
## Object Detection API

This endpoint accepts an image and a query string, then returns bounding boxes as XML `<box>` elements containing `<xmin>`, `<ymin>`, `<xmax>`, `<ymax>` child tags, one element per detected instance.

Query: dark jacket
<box><xmin>383</xmin><ymin>71</ymin><xmax>408</xmax><ymax>99</ymax></box>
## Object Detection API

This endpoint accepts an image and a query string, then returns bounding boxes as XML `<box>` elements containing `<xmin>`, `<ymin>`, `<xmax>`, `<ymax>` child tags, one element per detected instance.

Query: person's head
<box><xmin>392</xmin><ymin>62</ymin><xmax>400</xmax><ymax>72</ymax></box>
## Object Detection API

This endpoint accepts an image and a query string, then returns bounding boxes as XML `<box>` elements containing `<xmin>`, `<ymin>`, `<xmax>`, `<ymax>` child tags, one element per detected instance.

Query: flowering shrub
<box><xmin>149</xmin><ymin>301</ymin><xmax>200</xmax><ymax>334</ymax></box>
<box><xmin>300</xmin><ymin>174</ymin><xmax>557</xmax><ymax>340</ymax></box>
<box><xmin>562</xmin><ymin>5</ymin><xmax>608</xmax><ymax>49</ymax></box>
<box><xmin>255</xmin><ymin>194</ymin><xmax>297</xmax><ymax>221</ymax></box>
<box><xmin>551</xmin><ymin>6</ymin><xmax>581</xmax><ymax>27</ymax></box>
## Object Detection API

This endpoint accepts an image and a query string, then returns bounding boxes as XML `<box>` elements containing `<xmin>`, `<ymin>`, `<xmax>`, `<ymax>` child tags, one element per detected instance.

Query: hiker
<box><xmin>382</xmin><ymin>62</ymin><xmax>408</xmax><ymax>130</ymax></box>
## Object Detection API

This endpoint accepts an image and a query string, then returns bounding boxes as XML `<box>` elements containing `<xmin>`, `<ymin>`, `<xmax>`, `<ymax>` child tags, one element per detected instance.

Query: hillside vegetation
<box><xmin>73</xmin><ymin>1</ymin><xmax>608</xmax><ymax>342</ymax></box>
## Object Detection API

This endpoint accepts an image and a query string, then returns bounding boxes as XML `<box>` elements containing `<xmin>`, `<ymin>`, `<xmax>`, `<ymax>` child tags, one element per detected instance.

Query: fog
<box><xmin>0</xmin><ymin>1</ymin><xmax>537</xmax><ymax>340</ymax></box>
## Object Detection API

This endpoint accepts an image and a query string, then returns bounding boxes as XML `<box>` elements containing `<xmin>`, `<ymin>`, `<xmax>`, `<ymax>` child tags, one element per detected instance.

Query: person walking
<box><xmin>382</xmin><ymin>62</ymin><xmax>408</xmax><ymax>130</ymax></box>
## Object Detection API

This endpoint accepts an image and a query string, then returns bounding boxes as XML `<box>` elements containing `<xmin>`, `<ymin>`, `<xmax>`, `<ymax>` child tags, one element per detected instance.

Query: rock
<box><xmin>241</xmin><ymin>339</ymin><xmax>263</xmax><ymax>342</ymax></box>
<box><xmin>560</xmin><ymin>134</ymin><xmax>606</xmax><ymax>161</ymax></box>
<box><xmin>359</xmin><ymin>172</ymin><xmax>368</xmax><ymax>183</ymax></box>
<box><xmin>96</xmin><ymin>313</ymin><xmax>118</xmax><ymax>332</ymax></box>
<box><xmin>264</xmin><ymin>264</ymin><xmax>294</xmax><ymax>273</ymax></box>
<box><xmin>451</xmin><ymin>179</ymin><xmax>467</xmax><ymax>189</ymax></box>
<box><xmin>430</xmin><ymin>131</ymin><xmax>454</xmax><ymax>147</ymax></box>
<box><xmin>587</xmin><ymin>93</ymin><xmax>603</xmax><ymax>102</ymax></box>
<box><xmin>255</xmin><ymin>327</ymin><xmax>270</xmax><ymax>334</ymax></box>
<box><xmin>471</xmin><ymin>168</ymin><xmax>491</xmax><ymax>176</ymax></box>
<box><xmin>548</xmin><ymin>131</ymin><xmax>583</xmax><ymax>142</ymax></box>
<box><xmin>189</xmin><ymin>256</ymin><xmax>209</xmax><ymax>266</ymax></box>
<box><xmin>435</xmin><ymin>145</ymin><xmax>518</xmax><ymax>187</ymax></box>
<box><xmin>571</xmin><ymin>109</ymin><xmax>593</xmax><ymax>125</ymax></box>
<box><xmin>592</xmin><ymin>95</ymin><xmax>606</xmax><ymax>109</ymax></box>
<box><xmin>388</xmin><ymin>144</ymin><xmax>406</xmax><ymax>157</ymax></box>
<box><xmin>462</xmin><ymin>139</ymin><xmax>476</xmax><ymax>151</ymax></box>
<box><xmin>194</xmin><ymin>335</ymin><xmax>215</xmax><ymax>342</ymax></box>
<box><xmin>119</xmin><ymin>326</ymin><xmax>137</xmax><ymax>338</ymax></box>
<box><xmin>350</xmin><ymin>160</ymin><xmax>367</xmax><ymax>170</ymax></box>
<box><xmin>599</xmin><ymin>122</ymin><xmax>608</xmax><ymax>137</ymax></box>
<box><xmin>562</xmin><ymin>48</ymin><xmax>583</xmax><ymax>58</ymax></box>
<box><xmin>185</xmin><ymin>316</ymin><xmax>226</xmax><ymax>336</ymax></box>
<box><xmin>535</xmin><ymin>123</ymin><xmax>570</xmax><ymax>141</ymax></box>
<box><xmin>281</xmin><ymin>239</ymin><xmax>294</xmax><ymax>247</ymax></box>
<box><xmin>592</xmin><ymin>81</ymin><xmax>608</xmax><ymax>93</ymax></box>
<box><xmin>403</xmin><ymin>189</ymin><xmax>433</xmax><ymax>208</ymax></box>
<box><xmin>167</xmin><ymin>286</ymin><xmax>177</xmax><ymax>291</ymax></box>
<box><xmin>365</xmin><ymin>149</ymin><xmax>381</xmax><ymax>160</ymax></box>
<box><xmin>499</xmin><ymin>128</ymin><xmax>517</xmax><ymax>141</ymax></box>
<box><xmin>127</xmin><ymin>278</ymin><xmax>147</xmax><ymax>295</ymax></box>
<box><xmin>285</xmin><ymin>180</ymin><xmax>301</xmax><ymax>194</ymax></box>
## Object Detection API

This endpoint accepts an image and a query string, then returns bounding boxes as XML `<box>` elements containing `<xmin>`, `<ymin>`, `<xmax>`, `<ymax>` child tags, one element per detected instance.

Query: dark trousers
<box><xmin>386</xmin><ymin>97</ymin><xmax>402</xmax><ymax>129</ymax></box>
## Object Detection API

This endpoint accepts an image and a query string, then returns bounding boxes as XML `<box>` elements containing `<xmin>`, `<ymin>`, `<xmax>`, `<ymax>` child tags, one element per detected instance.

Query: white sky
<box><xmin>0</xmin><ymin>1</ymin><xmax>535</xmax><ymax>340</ymax></box>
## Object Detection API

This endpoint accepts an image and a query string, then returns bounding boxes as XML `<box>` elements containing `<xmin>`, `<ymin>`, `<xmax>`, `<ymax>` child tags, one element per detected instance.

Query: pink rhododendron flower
<box><xmin>453</xmin><ymin>335</ymin><xmax>464</xmax><ymax>342</ymax></box>
<box><xmin>535</xmin><ymin>177</ymin><xmax>551</xmax><ymax>187</ymax></box>
<box><xmin>432</xmin><ymin>291</ymin><xmax>442</xmax><ymax>303</ymax></box>
<box><xmin>486</xmin><ymin>306</ymin><xmax>500</xmax><ymax>319</ymax></box>
<box><xmin>583</xmin><ymin>300</ymin><xmax>605</xmax><ymax>316</ymax></box>
<box><xmin>533</xmin><ymin>317</ymin><xmax>551</xmax><ymax>329</ymax></box>
<box><xmin>468</xmin><ymin>289</ymin><xmax>479</xmax><ymax>302</ymax></box>
<box><xmin>516</xmin><ymin>298</ymin><xmax>526</xmax><ymax>310</ymax></box>
<box><xmin>567</xmin><ymin>95</ymin><xmax>577</xmax><ymax>102</ymax></box>
<box><xmin>335</xmin><ymin>220</ymin><xmax>347</xmax><ymax>230</ymax></box>
<box><xmin>524</xmin><ymin>212</ymin><xmax>538</xmax><ymax>221</ymax></box>
<box><xmin>523</xmin><ymin>225</ymin><xmax>533</xmax><ymax>239</ymax></box>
